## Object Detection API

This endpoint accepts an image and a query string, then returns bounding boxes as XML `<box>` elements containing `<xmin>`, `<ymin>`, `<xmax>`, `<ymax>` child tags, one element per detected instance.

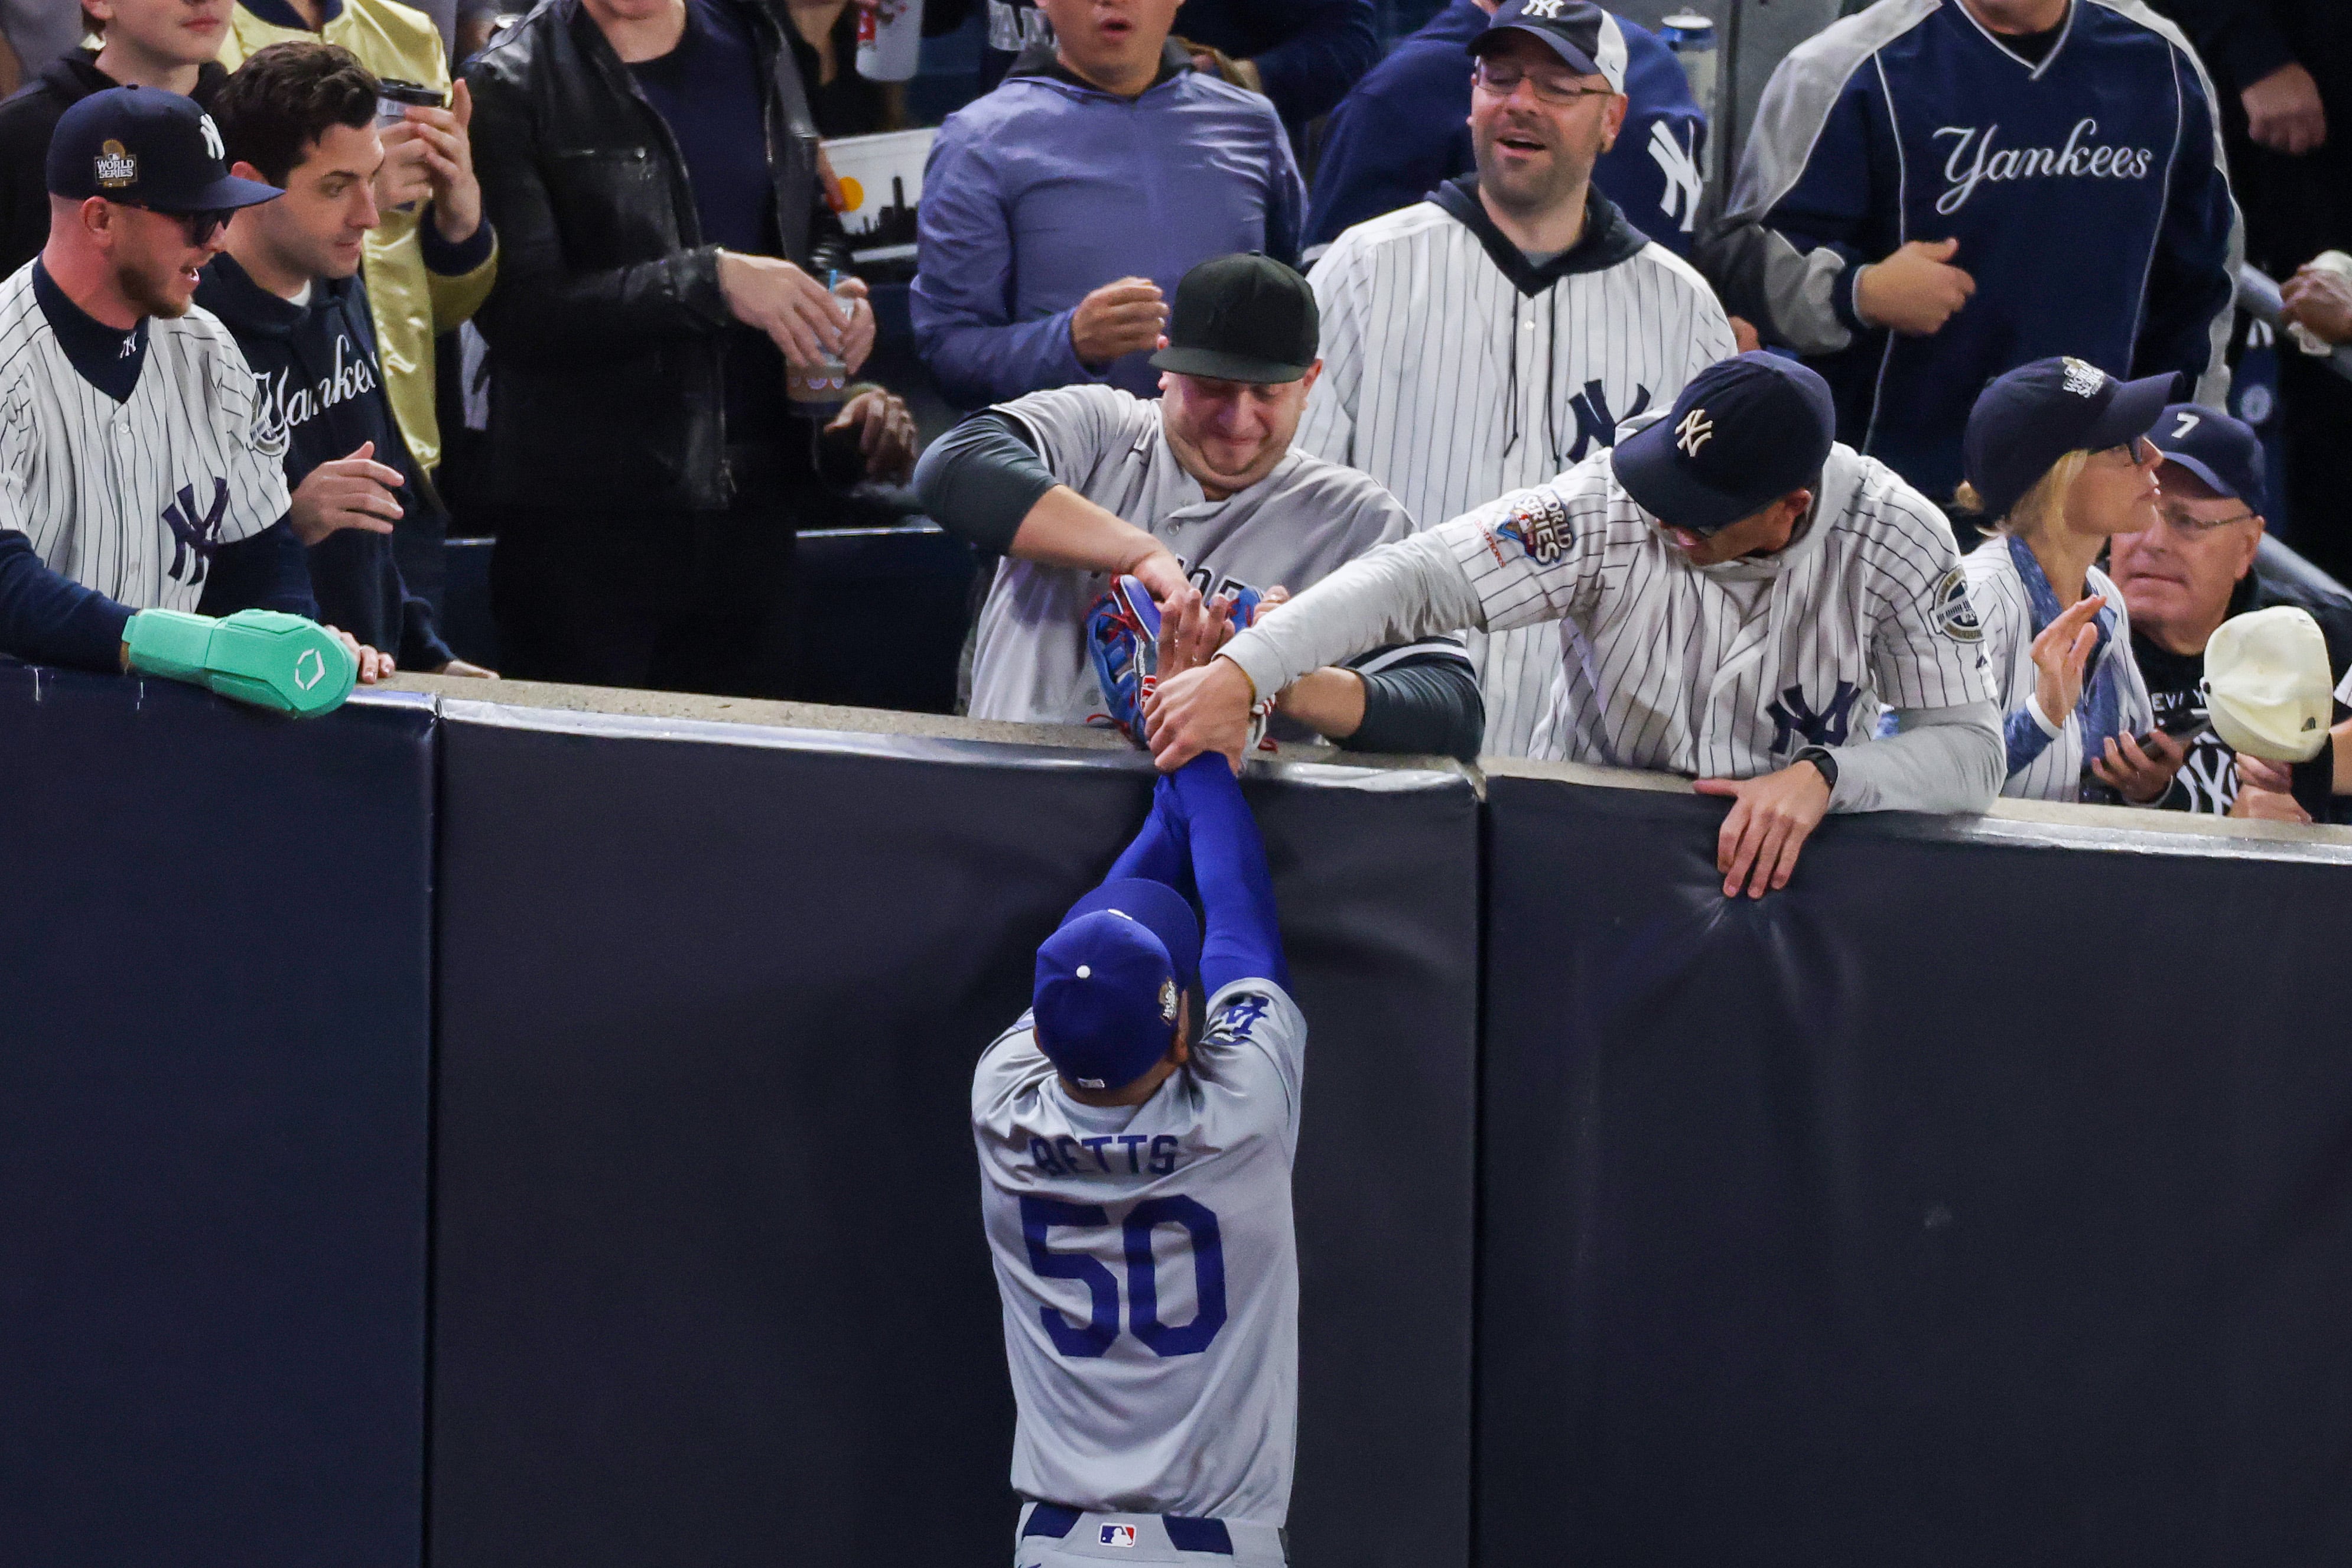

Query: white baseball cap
<box><xmin>2204</xmin><ymin>606</ymin><xmax>2334</xmax><ymax>762</ymax></box>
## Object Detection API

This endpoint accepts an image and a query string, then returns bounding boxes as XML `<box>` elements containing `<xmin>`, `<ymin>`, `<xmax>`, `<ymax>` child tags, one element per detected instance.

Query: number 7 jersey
<box><xmin>971</xmin><ymin>978</ymin><xmax>1308</xmax><ymax>1525</ymax></box>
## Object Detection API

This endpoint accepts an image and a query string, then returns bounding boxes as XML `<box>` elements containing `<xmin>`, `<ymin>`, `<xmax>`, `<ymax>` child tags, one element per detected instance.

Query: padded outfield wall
<box><xmin>5</xmin><ymin>664</ymin><xmax>2352</xmax><ymax>1567</ymax></box>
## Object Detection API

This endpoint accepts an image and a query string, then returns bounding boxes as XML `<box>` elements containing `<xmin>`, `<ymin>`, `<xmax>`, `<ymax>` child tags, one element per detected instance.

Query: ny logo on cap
<box><xmin>1674</xmin><ymin>407</ymin><xmax>1714</xmax><ymax>457</ymax></box>
<box><xmin>199</xmin><ymin>112</ymin><xmax>225</xmax><ymax>162</ymax></box>
<box><xmin>1523</xmin><ymin>0</ymin><xmax>1566</xmax><ymax>15</ymax></box>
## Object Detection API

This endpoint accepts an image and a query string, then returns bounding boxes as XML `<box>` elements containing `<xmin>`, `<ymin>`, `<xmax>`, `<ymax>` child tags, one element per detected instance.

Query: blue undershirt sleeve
<box><xmin>1169</xmin><ymin>754</ymin><xmax>1288</xmax><ymax>994</ymax></box>
<box><xmin>0</xmin><ymin>530</ymin><xmax>133</xmax><ymax>672</ymax></box>
<box><xmin>1104</xmin><ymin>775</ymin><xmax>1196</xmax><ymax>900</ymax></box>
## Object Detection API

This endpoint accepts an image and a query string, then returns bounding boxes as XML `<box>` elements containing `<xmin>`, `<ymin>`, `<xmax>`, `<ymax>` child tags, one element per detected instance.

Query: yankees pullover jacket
<box><xmin>1700</xmin><ymin>0</ymin><xmax>2239</xmax><ymax>508</ymax></box>
<box><xmin>197</xmin><ymin>255</ymin><xmax>453</xmax><ymax>672</ymax></box>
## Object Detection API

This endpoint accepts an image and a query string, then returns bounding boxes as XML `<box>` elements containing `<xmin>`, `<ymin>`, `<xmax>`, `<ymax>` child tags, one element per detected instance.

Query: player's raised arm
<box><xmin>1165</xmin><ymin>754</ymin><xmax>1288</xmax><ymax>994</ymax></box>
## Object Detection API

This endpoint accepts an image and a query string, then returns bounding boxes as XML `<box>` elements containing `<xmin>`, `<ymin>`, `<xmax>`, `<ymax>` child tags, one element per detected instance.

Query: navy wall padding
<box><xmin>428</xmin><ymin>709</ymin><xmax>1478</xmax><ymax>1568</ymax></box>
<box><xmin>0</xmin><ymin>665</ymin><xmax>435</xmax><ymax>1568</ymax></box>
<box><xmin>1478</xmin><ymin>775</ymin><xmax>2352</xmax><ymax>1567</ymax></box>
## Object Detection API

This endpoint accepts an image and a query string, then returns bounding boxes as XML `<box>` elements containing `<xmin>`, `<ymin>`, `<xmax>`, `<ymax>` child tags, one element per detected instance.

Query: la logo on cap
<box><xmin>94</xmin><ymin>138</ymin><xmax>135</xmax><ymax>190</ymax></box>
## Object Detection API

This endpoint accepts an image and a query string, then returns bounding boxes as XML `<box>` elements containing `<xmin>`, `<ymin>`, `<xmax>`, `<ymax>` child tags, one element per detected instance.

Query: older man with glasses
<box><xmin>2107</xmin><ymin>404</ymin><xmax>2352</xmax><ymax>816</ymax></box>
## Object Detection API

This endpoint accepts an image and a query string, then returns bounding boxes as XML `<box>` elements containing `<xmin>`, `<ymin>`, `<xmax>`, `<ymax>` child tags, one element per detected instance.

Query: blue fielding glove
<box><xmin>122</xmin><ymin>608</ymin><xmax>357</xmax><ymax>718</ymax></box>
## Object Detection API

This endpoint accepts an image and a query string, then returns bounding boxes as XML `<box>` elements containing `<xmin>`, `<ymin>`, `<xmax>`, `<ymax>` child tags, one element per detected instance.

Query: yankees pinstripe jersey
<box><xmin>0</xmin><ymin>263</ymin><xmax>288</xmax><ymax>610</ymax></box>
<box><xmin>1221</xmin><ymin>440</ymin><xmax>1992</xmax><ymax>782</ymax></box>
<box><xmin>970</xmin><ymin>383</ymin><xmax>1416</xmax><ymax>727</ymax></box>
<box><xmin>1298</xmin><ymin>178</ymin><xmax>1736</xmax><ymax>756</ymax></box>
<box><xmin>1963</xmin><ymin>534</ymin><xmax>2153</xmax><ymax>803</ymax></box>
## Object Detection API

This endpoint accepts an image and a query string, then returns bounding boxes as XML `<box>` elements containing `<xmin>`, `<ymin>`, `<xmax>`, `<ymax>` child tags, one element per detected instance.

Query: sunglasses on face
<box><xmin>121</xmin><ymin>204</ymin><xmax>236</xmax><ymax>246</ymax></box>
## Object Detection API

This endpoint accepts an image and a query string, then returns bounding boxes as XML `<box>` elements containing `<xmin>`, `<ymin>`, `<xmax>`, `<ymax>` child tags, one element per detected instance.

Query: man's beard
<box><xmin>1475</xmin><ymin>128</ymin><xmax>1598</xmax><ymax>220</ymax></box>
<box><xmin>115</xmin><ymin>254</ymin><xmax>191</xmax><ymax>320</ymax></box>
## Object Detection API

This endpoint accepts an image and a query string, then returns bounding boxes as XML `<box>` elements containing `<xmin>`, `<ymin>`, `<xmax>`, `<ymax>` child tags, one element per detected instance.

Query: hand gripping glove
<box><xmin>1086</xmin><ymin>575</ymin><xmax>1273</xmax><ymax>750</ymax></box>
<box><xmin>123</xmin><ymin>608</ymin><xmax>358</xmax><ymax>718</ymax></box>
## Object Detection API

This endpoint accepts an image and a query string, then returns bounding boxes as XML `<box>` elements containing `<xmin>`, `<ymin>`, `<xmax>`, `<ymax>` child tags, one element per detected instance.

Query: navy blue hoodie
<box><xmin>196</xmin><ymin>253</ymin><xmax>452</xmax><ymax>671</ymax></box>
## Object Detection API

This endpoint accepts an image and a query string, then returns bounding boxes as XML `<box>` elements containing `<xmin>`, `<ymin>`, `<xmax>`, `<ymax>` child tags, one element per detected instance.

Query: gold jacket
<box><xmin>222</xmin><ymin>0</ymin><xmax>497</xmax><ymax>477</ymax></box>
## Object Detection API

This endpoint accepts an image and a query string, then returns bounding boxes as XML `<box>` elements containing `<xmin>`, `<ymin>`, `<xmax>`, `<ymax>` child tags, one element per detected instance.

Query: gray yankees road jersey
<box><xmin>1964</xmin><ymin>537</ymin><xmax>2154</xmax><ymax>802</ymax></box>
<box><xmin>1222</xmin><ymin>441</ymin><xmax>1992</xmax><ymax>785</ymax></box>
<box><xmin>0</xmin><ymin>265</ymin><xmax>288</xmax><ymax>609</ymax></box>
<box><xmin>970</xmin><ymin>384</ymin><xmax>1414</xmax><ymax>726</ymax></box>
<box><xmin>1299</xmin><ymin>197</ymin><xmax>1736</xmax><ymax>756</ymax></box>
<box><xmin>974</xmin><ymin>981</ymin><xmax>1308</xmax><ymax>1525</ymax></box>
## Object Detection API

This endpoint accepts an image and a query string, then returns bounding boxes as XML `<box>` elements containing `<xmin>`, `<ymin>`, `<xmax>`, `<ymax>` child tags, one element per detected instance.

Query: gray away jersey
<box><xmin>972</xmin><ymin>980</ymin><xmax>1308</xmax><ymax>1524</ymax></box>
<box><xmin>0</xmin><ymin>265</ymin><xmax>289</xmax><ymax>609</ymax></box>
<box><xmin>1299</xmin><ymin>199</ymin><xmax>1737</xmax><ymax>755</ymax></box>
<box><xmin>969</xmin><ymin>383</ymin><xmax>1416</xmax><ymax>726</ymax></box>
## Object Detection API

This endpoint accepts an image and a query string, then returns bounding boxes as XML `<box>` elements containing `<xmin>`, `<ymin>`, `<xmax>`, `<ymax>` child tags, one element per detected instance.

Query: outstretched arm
<box><xmin>1167</xmin><ymin>754</ymin><xmax>1286</xmax><ymax>994</ymax></box>
<box><xmin>1104</xmin><ymin>775</ymin><xmax>1196</xmax><ymax>900</ymax></box>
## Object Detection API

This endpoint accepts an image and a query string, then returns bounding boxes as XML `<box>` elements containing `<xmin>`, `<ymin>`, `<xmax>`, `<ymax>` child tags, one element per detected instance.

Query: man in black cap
<box><xmin>0</xmin><ymin>84</ymin><xmax>395</xmax><ymax>690</ymax></box>
<box><xmin>1150</xmin><ymin>352</ymin><xmax>2006</xmax><ymax>897</ymax></box>
<box><xmin>915</xmin><ymin>251</ymin><xmax>1483</xmax><ymax>760</ymax></box>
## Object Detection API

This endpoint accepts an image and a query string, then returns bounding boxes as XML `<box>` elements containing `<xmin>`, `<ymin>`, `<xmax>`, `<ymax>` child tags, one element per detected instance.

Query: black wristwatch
<box><xmin>1793</xmin><ymin>744</ymin><xmax>1840</xmax><ymax>792</ymax></box>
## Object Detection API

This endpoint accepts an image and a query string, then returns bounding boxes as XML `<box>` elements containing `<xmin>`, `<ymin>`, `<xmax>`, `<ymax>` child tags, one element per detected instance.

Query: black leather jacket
<box><xmin>464</xmin><ymin>0</ymin><xmax>833</xmax><ymax>510</ymax></box>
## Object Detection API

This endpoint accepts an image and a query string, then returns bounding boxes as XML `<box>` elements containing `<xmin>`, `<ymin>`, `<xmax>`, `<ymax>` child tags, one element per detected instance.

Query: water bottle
<box><xmin>856</xmin><ymin>0</ymin><xmax>923</xmax><ymax>82</ymax></box>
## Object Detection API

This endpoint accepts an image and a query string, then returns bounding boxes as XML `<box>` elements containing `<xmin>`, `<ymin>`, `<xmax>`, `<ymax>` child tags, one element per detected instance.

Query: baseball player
<box><xmin>973</xmin><ymin>752</ymin><xmax>1302</xmax><ymax>1567</ymax></box>
<box><xmin>0</xmin><ymin>86</ymin><xmax>378</xmax><ymax>715</ymax></box>
<box><xmin>1299</xmin><ymin>0</ymin><xmax>1737</xmax><ymax>756</ymax></box>
<box><xmin>916</xmin><ymin>252</ymin><xmax>1483</xmax><ymax>760</ymax></box>
<box><xmin>1149</xmin><ymin>353</ymin><xmax>2005</xmax><ymax>897</ymax></box>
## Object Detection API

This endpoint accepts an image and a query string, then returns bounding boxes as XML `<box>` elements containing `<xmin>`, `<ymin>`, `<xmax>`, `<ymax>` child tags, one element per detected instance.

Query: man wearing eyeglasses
<box><xmin>0</xmin><ymin>86</ymin><xmax>396</xmax><ymax>697</ymax></box>
<box><xmin>2107</xmin><ymin>403</ymin><xmax>2352</xmax><ymax>816</ymax></box>
<box><xmin>1295</xmin><ymin>0</ymin><xmax>1735</xmax><ymax>756</ymax></box>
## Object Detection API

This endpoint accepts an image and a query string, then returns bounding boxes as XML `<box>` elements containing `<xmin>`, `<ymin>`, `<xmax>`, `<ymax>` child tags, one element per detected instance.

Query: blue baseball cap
<box><xmin>2148</xmin><ymin>402</ymin><xmax>2266</xmax><ymax>506</ymax></box>
<box><xmin>1032</xmin><ymin>879</ymin><xmax>1202</xmax><ymax>1091</ymax></box>
<box><xmin>47</xmin><ymin>86</ymin><xmax>280</xmax><ymax>212</ymax></box>
<box><xmin>1610</xmin><ymin>352</ymin><xmax>1837</xmax><ymax>533</ymax></box>
<box><xmin>1471</xmin><ymin>0</ymin><xmax>1628</xmax><ymax>95</ymax></box>
<box><xmin>1961</xmin><ymin>357</ymin><xmax>2179</xmax><ymax>521</ymax></box>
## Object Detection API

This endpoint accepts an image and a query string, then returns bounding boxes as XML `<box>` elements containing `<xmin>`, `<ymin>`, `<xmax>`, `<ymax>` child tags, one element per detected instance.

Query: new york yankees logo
<box><xmin>199</xmin><ymin>112</ymin><xmax>226</xmax><ymax>162</ymax></box>
<box><xmin>161</xmin><ymin>477</ymin><xmax>229</xmax><ymax>586</ymax></box>
<box><xmin>1767</xmin><ymin>680</ymin><xmax>1861</xmax><ymax>753</ymax></box>
<box><xmin>1566</xmin><ymin>379</ymin><xmax>1651</xmax><ymax>463</ymax></box>
<box><xmin>1521</xmin><ymin>0</ymin><xmax>1566</xmax><ymax>16</ymax></box>
<box><xmin>1674</xmin><ymin>407</ymin><xmax>1713</xmax><ymax>457</ymax></box>
<box><xmin>1647</xmin><ymin>121</ymin><xmax>1703</xmax><ymax>233</ymax></box>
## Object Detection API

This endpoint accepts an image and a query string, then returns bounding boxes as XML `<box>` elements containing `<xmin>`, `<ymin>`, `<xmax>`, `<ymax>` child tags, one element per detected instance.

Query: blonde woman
<box><xmin>1957</xmin><ymin>358</ymin><xmax>2186</xmax><ymax>805</ymax></box>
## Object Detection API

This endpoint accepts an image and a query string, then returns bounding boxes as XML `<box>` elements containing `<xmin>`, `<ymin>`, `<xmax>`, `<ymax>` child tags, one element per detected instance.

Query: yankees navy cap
<box><xmin>1471</xmin><ymin>0</ymin><xmax>1628</xmax><ymax>95</ymax></box>
<box><xmin>1033</xmin><ymin>879</ymin><xmax>1202</xmax><ymax>1091</ymax></box>
<box><xmin>48</xmin><ymin>86</ymin><xmax>280</xmax><ymax>212</ymax></box>
<box><xmin>1962</xmin><ymin>356</ymin><xmax>2179</xmax><ymax>521</ymax></box>
<box><xmin>1151</xmin><ymin>252</ymin><xmax>1319</xmax><ymax>385</ymax></box>
<box><xmin>2149</xmin><ymin>402</ymin><xmax>2266</xmax><ymax>505</ymax></box>
<box><xmin>1611</xmin><ymin>352</ymin><xmax>1836</xmax><ymax>534</ymax></box>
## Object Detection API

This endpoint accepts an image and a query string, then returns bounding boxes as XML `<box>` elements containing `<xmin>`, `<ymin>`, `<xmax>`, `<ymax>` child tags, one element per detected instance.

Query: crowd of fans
<box><xmin>4</xmin><ymin>0</ymin><xmax>2352</xmax><ymax>845</ymax></box>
